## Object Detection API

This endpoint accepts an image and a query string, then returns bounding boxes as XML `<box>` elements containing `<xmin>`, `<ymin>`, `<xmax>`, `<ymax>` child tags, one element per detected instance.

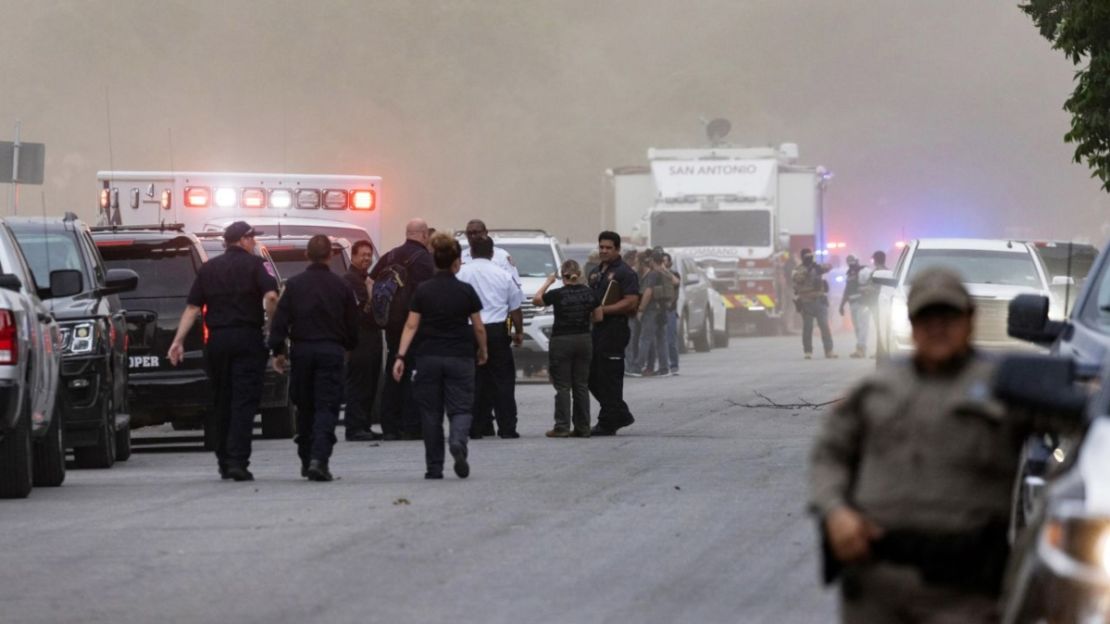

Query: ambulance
<box><xmin>95</xmin><ymin>171</ymin><xmax>382</xmax><ymax>248</ymax></box>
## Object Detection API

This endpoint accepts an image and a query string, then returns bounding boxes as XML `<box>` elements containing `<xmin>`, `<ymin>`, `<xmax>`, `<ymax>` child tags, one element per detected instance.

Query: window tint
<box><xmin>13</xmin><ymin>231</ymin><xmax>86</xmax><ymax>290</ymax></box>
<box><xmin>98</xmin><ymin>240</ymin><xmax>201</xmax><ymax>299</ymax></box>
<box><xmin>267</xmin><ymin>247</ymin><xmax>345</xmax><ymax>279</ymax></box>
<box><xmin>1080</xmin><ymin>255</ymin><xmax>1110</xmax><ymax>334</ymax></box>
<box><xmin>906</xmin><ymin>249</ymin><xmax>1041</xmax><ymax>287</ymax></box>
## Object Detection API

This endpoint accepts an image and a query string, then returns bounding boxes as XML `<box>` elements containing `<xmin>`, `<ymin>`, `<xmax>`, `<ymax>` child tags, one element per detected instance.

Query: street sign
<box><xmin>0</xmin><ymin>141</ymin><xmax>45</xmax><ymax>184</ymax></box>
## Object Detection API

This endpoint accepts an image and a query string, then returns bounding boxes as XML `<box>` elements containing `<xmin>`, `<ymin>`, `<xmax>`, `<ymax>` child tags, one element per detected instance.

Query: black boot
<box><xmin>305</xmin><ymin>459</ymin><xmax>333</xmax><ymax>482</ymax></box>
<box><xmin>225</xmin><ymin>466</ymin><xmax>254</xmax><ymax>482</ymax></box>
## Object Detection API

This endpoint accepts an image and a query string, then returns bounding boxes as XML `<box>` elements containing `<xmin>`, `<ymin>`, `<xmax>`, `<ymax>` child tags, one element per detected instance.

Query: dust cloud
<box><xmin>1</xmin><ymin>0</ymin><xmax>1105</xmax><ymax>250</ymax></box>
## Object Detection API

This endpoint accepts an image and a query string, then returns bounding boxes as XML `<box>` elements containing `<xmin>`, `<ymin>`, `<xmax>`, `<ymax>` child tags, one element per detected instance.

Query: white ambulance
<box><xmin>95</xmin><ymin>171</ymin><xmax>382</xmax><ymax>247</ymax></box>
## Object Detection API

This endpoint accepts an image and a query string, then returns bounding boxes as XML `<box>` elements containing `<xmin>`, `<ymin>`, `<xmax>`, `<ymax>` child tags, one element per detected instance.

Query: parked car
<box><xmin>0</xmin><ymin>219</ymin><xmax>66</xmax><ymax>497</ymax></box>
<box><xmin>1029</xmin><ymin>240</ymin><xmax>1099</xmax><ymax>319</ymax></box>
<box><xmin>873</xmin><ymin>238</ymin><xmax>1053</xmax><ymax>360</ymax></box>
<box><xmin>10</xmin><ymin>214</ymin><xmax>137</xmax><ymax>468</ymax></box>
<box><xmin>91</xmin><ymin>226</ymin><xmax>215</xmax><ymax>437</ymax></box>
<box><xmin>991</xmin><ymin>354</ymin><xmax>1108</xmax><ymax>624</ymax></box>
<box><xmin>671</xmin><ymin>251</ymin><xmax>728</xmax><ymax>352</ymax></box>
<box><xmin>196</xmin><ymin>232</ymin><xmax>298</xmax><ymax>438</ymax></box>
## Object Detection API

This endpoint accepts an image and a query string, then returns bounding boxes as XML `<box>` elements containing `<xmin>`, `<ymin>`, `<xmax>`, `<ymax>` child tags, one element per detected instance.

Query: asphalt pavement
<box><xmin>0</xmin><ymin>332</ymin><xmax>872</xmax><ymax>624</ymax></box>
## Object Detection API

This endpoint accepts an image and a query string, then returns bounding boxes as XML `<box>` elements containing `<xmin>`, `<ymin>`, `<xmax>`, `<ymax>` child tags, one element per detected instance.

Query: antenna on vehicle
<box><xmin>167</xmin><ymin>128</ymin><xmax>177</xmax><ymax>224</ymax></box>
<box><xmin>41</xmin><ymin>189</ymin><xmax>53</xmax><ymax>303</ymax></box>
<box><xmin>1064</xmin><ymin>241</ymin><xmax>1074</xmax><ymax>317</ymax></box>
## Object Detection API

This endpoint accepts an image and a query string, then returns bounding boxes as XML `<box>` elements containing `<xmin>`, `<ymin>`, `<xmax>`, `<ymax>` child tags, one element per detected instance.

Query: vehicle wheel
<box><xmin>114</xmin><ymin>423</ymin><xmax>131</xmax><ymax>462</ymax></box>
<box><xmin>32</xmin><ymin>399</ymin><xmax>65</xmax><ymax>487</ymax></box>
<box><xmin>74</xmin><ymin>400</ymin><xmax>115</xmax><ymax>469</ymax></box>
<box><xmin>713</xmin><ymin>325</ymin><xmax>730</xmax><ymax>349</ymax></box>
<box><xmin>260</xmin><ymin>403</ymin><xmax>296</xmax><ymax>439</ymax></box>
<box><xmin>0</xmin><ymin>401</ymin><xmax>33</xmax><ymax>498</ymax></box>
<box><xmin>678</xmin><ymin>313</ymin><xmax>690</xmax><ymax>355</ymax></box>
<box><xmin>693</xmin><ymin>312</ymin><xmax>711</xmax><ymax>353</ymax></box>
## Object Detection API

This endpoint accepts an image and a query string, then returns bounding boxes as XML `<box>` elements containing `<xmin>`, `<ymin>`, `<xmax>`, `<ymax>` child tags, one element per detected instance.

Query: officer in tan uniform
<box><xmin>809</xmin><ymin>268</ymin><xmax>1056</xmax><ymax>623</ymax></box>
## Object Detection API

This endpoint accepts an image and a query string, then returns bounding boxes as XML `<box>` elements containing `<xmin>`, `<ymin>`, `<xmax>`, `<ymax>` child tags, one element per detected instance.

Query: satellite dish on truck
<box><xmin>705</xmin><ymin>118</ymin><xmax>732</xmax><ymax>145</ymax></box>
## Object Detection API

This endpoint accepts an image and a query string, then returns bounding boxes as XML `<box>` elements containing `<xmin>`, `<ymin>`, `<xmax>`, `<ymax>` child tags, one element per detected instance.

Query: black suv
<box><xmin>9</xmin><ymin>214</ymin><xmax>138</xmax><ymax>468</ymax></box>
<box><xmin>91</xmin><ymin>225</ymin><xmax>214</xmax><ymax>439</ymax></box>
<box><xmin>195</xmin><ymin>232</ymin><xmax>296</xmax><ymax>438</ymax></box>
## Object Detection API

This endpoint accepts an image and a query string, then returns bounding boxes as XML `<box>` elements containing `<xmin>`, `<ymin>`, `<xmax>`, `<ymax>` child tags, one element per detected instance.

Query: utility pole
<box><xmin>10</xmin><ymin>121</ymin><xmax>19</xmax><ymax>215</ymax></box>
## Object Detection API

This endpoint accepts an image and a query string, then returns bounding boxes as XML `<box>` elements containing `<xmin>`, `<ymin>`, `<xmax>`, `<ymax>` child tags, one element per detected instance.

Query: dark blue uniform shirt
<box><xmin>588</xmin><ymin>255</ymin><xmax>640</xmax><ymax>319</ymax></box>
<box><xmin>187</xmin><ymin>246</ymin><xmax>278</xmax><ymax>330</ymax></box>
<box><xmin>268</xmin><ymin>263</ymin><xmax>359</xmax><ymax>355</ymax></box>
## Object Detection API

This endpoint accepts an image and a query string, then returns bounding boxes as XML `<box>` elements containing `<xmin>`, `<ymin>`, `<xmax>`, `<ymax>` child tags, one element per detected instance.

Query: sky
<box><xmin>1</xmin><ymin>0</ymin><xmax>1106</xmax><ymax>251</ymax></box>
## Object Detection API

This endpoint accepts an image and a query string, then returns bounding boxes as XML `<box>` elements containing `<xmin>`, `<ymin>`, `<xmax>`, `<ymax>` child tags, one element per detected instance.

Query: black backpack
<box><xmin>370</xmin><ymin>250</ymin><xmax>425</xmax><ymax>328</ymax></box>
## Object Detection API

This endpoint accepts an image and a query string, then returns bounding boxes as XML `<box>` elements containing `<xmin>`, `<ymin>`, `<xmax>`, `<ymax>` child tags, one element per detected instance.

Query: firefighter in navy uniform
<box><xmin>269</xmin><ymin>235</ymin><xmax>359</xmax><ymax>482</ymax></box>
<box><xmin>587</xmin><ymin>231</ymin><xmax>640</xmax><ymax>436</ymax></box>
<box><xmin>169</xmin><ymin>221</ymin><xmax>279</xmax><ymax>482</ymax></box>
<box><xmin>343</xmin><ymin>239</ymin><xmax>384</xmax><ymax>442</ymax></box>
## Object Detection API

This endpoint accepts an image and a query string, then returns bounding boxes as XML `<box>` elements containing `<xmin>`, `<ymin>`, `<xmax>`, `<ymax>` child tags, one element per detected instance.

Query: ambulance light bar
<box><xmin>166</xmin><ymin>184</ymin><xmax>374</xmax><ymax>212</ymax></box>
<box><xmin>351</xmin><ymin>190</ymin><xmax>375</xmax><ymax>211</ymax></box>
<box><xmin>270</xmin><ymin>189</ymin><xmax>292</xmax><ymax>209</ymax></box>
<box><xmin>323</xmin><ymin>190</ymin><xmax>348</xmax><ymax>210</ymax></box>
<box><xmin>215</xmin><ymin>187</ymin><xmax>237</xmax><ymax>208</ymax></box>
<box><xmin>185</xmin><ymin>187</ymin><xmax>210</xmax><ymax>208</ymax></box>
<box><xmin>242</xmin><ymin>188</ymin><xmax>266</xmax><ymax>208</ymax></box>
<box><xmin>296</xmin><ymin>189</ymin><xmax>320</xmax><ymax>210</ymax></box>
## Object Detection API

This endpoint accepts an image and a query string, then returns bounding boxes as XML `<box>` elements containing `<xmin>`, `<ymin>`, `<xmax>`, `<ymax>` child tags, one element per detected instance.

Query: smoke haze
<box><xmin>1</xmin><ymin>0</ymin><xmax>1105</xmax><ymax>250</ymax></box>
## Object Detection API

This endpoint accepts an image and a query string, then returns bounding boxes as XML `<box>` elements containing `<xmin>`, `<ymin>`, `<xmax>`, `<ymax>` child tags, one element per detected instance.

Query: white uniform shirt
<box><xmin>462</xmin><ymin>246</ymin><xmax>522</xmax><ymax>289</ymax></box>
<box><xmin>457</xmin><ymin>258</ymin><xmax>524</xmax><ymax>325</ymax></box>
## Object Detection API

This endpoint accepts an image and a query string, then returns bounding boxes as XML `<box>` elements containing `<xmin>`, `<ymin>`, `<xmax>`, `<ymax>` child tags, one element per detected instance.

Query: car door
<box><xmin>2</xmin><ymin>225</ymin><xmax>58</xmax><ymax>423</ymax></box>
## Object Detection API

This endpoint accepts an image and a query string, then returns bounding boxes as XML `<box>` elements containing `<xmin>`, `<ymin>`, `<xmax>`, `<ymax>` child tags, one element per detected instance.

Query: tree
<box><xmin>1022</xmin><ymin>1</ymin><xmax>1110</xmax><ymax>190</ymax></box>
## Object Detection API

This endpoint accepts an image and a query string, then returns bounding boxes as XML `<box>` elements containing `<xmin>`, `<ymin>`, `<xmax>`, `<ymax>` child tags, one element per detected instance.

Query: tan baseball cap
<box><xmin>907</xmin><ymin>268</ymin><xmax>973</xmax><ymax>318</ymax></box>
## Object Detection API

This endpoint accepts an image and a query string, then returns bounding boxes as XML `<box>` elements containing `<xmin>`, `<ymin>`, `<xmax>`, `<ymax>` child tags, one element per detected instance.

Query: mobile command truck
<box><xmin>95</xmin><ymin>171</ymin><xmax>382</xmax><ymax>247</ymax></box>
<box><xmin>636</xmin><ymin>144</ymin><xmax>828</xmax><ymax>334</ymax></box>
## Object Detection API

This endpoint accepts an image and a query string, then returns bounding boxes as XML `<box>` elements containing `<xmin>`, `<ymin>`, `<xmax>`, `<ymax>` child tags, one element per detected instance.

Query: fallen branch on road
<box><xmin>730</xmin><ymin>391</ymin><xmax>842</xmax><ymax>411</ymax></box>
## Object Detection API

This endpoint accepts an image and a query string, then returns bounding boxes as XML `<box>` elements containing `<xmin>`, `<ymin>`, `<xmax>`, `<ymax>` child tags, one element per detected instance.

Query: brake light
<box><xmin>323</xmin><ymin>190</ymin><xmax>348</xmax><ymax>210</ymax></box>
<box><xmin>185</xmin><ymin>187</ymin><xmax>210</xmax><ymax>208</ymax></box>
<box><xmin>160</xmin><ymin>189</ymin><xmax>172</xmax><ymax>211</ymax></box>
<box><xmin>270</xmin><ymin>189</ymin><xmax>292</xmax><ymax>209</ymax></box>
<box><xmin>0</xmin><ymin>310</ymin><xmax>17</xmax><ymax>365</ymax></box>
<box><xmin>202</xmin><ymin>305</ymin><xmax>209</xmax><ymax>344</ymax></box>
<box><xmin>296</xmin><ymin>189</ymin><xmax>321</xmax><ymax>209</ymax></box>
<box><xmin>351</xmin><ymin>190</ymin><xmax>376</xmax><ymax>210</ymax></box>
<box><xmin>242</xmin><ymin>188</ymin><xmax>266</xmax><ymax>208</ymax></box>
<box><xmin>215</xmin><ymin>187</ymin><xmax>237</xmax><ymax>208</ymax></box>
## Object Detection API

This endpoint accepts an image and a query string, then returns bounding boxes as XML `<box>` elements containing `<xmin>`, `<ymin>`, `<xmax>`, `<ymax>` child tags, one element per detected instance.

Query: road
<box><xmin>0</xmin><ymin>333</ymin><xmax>871</xmax><ymax>624</ymax></box>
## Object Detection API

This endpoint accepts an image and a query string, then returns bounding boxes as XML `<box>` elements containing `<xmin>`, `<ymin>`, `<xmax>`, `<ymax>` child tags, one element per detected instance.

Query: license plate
<box><xmin>129</xmin><ymin>355</ymin><xmax>161</xmax><ymax>369</ymax></box>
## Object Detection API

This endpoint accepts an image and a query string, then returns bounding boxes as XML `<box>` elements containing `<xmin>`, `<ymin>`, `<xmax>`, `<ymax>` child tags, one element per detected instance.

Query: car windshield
<box><xmin>650</xmin><ymin>210</ymin><xmax>771</xmax><ymax>248</ymax></box>
<box><xmin>11</xmin><ymin>231</ymin><xmax>86</xmax><ymax>290</ymax></box>
<box><xmin>906</xmin><ymin>249</ymin><xmax>1042</xmax><ymax>287</ymax></box>
<box><xmin>498</xmin><ymin>244</ymin><xmax>560</xmax><ymax>277</ymax></box>
<box><xmin>267</xmin><ymin>247</ymin><xmax>346</xmax><ymax>279</ymax></box>
<box><xmin>98</xmin><ymin>240</ymin><xmax>201</xmax><ymax>299</ymax></box>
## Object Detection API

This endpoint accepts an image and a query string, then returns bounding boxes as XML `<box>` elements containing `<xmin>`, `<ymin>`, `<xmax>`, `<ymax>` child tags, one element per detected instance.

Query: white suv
<box><xmin>459</xmin><ymin>230</ymin><xmax>564</xmax><ymax>375</ymax></box>
<box><xmin>873</xmin><ymin>238</ymin><xmax>1053</xmax><ymax>358</ymax></box>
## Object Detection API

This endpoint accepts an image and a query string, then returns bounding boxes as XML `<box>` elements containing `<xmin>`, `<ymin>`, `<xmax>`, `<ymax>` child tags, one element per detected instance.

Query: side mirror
<box><xmin>871</xmin><ymin>269</ymin><xmax>897</xmax><ymax>288</ymax></box>
<box><xmin>993</xmin><ymin>354</ymin><xmax>1087</xmax><ymax>421</ymax></box>
<box><xmin>101</xmin><ymin>268</ymin><xmax>138</xmax><ymax>296</ymax></box>
<box><xmin>1051</xmin><ymin>275</ymin><xmax>1076</xmax><ymax>287</ymax></box>
<box><xmin>1007</xmin><ymin>294</ymin><xmax>1062</xmax><ymax>345</ymax></box>
<box><xmin>48</xmin><ymin>269</ymin><xmax>84</xmax><ymax>298</ymax></box>
<box><xmin>0</xmin><ymin>274</ymin><xmax>21</xmax><ymax>293</ymax></box>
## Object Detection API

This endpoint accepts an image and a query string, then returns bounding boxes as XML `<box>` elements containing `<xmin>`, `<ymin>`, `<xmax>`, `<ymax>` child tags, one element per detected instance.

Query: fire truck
<box><xmin>633</xmin><ymin>143</ymin><xmax>829</xmax><ymax>334</ymax></box>
<box><xmin>95</xmin><ymin>171</ymin><xmax>382</xmax><ymax>246</ymax></box>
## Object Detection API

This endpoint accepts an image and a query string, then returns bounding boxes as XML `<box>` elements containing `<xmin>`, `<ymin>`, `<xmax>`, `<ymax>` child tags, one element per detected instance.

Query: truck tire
<box><xmin>713</xmin><ymin>326</ymin><xmax>730</xmax><ymax>349</ymax></box>
<box><xmin>114</xmin><ymin>423</ymin><xmax>131</xmax><ymax>462</ymax></box>
<box><xmin>74</xmin><ymin>399</ymin><xmax>116</xmax><ymax>469</ymax></box>
<box><xmin>32</xmin><ymin>402</ymin><xmax>65</xmax><ymax>487</ymax></box>
<box><xmin>0</xmin><ymin>402</ymin><xmax>33</xmax><ymax>498</ymax></box>
<box><xmin>693</xmin><ymin>313</ymin><xmax>711</xmax><ymax>353</ymax></box>
<box><xmin>260</xmin><ymin>403</ymin><xmax>296</xmax><ymax>439</ymax></box>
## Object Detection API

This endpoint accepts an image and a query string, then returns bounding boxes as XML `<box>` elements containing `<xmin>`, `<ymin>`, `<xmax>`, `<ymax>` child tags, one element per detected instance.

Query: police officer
<box><xmin>169</xmin><ymin>221</ymin><xmax>278</xmax><ymax>482</ymax></box>
<box><xmin>343</xmin><ymin>239</ymin><xmax>384</xmax><ymax>442</ymax></box>
<box><xmin>808</xmin><ymin>268</ymin><xmax>1066</xmax><ymax>623</ymax></box>
<box><xmin>269</xmin><ymin>235</ymin><xmax>359</xmax><ymax>482</ymax></box>
<box><xmin>457</xmin><ymin>235</ymin><xmax>524</xmax><ymax>438</ymax></box>
<box><xmin>587</xmin><ymin>231</ymin><xmax>639</xmax><ymax>436</ymax></box>
<box><xmin>792</xmin><ymin>248</ymin><xmax>836</xmax><ymax>359</ymax></box>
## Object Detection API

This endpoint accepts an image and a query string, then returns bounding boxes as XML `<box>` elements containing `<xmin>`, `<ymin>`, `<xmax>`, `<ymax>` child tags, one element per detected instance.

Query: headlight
<box><xmin>891</xmin><ymin>297</ymin><xmax>911</xmax><ymax>339</ymax></box>
<box><xmin>1042</xmin><ymin>511</ymin><xmax>1110</xmax><ymax>577</ymax></box>
<box><xmin>65</xmin><ymin>321</ymin><xmax>98</xmax><ymax>354</ymax></box>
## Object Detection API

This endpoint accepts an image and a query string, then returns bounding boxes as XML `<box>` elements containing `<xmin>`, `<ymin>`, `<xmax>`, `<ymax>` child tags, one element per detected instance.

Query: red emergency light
<box><xmin>242</xmin><ymin>188</ymin><xmax>266</xmax><ymax>208</ymax></box>
<box><xmin>351</xmin><ymin>189</ymin><xmax>376</xmax><ymax>211</ymax></box>
<box><xmin>185</xmin><ymin>187</ymin><xmax>210</xmax><ymax>208</ymax></box>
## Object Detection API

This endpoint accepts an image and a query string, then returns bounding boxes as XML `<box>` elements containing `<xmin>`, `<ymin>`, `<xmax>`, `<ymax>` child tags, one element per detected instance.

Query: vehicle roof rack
<box><xmin>89</xmin><ymin>223</ymin><xmax>186</xmax><ymax>233</ymax></box>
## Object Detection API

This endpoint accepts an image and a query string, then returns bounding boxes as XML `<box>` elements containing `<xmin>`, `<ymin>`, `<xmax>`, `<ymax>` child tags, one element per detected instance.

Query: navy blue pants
<box><xmin>589</xmin><ymin>319</ymin><xmax>634</xmax><ymax>431</ymax></box>
<box><xmin>413</xmin><ymin>355</ymin><xmax>474</xmax><ymax>475</ymax></box>
<box><xmin>472</xmin><ymin>323</ymin><xmax>517</xmax><ymax>436</ymax></box>
<box><xmin>205</xmin><ymin>328</ymin><xmax>267</xmax><ymax>469</ymax></box>
<box><xmin>290</xmin><ymin>341</ymin><xmax>346</xmax><ymax>464</ymax></box>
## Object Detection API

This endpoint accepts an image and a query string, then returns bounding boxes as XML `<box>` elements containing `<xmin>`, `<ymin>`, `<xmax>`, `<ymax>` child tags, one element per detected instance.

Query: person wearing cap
<box><xmin>268</xmin><ymin>235</ymin><xmax>359</xmax><ymax>482</ymax></box>
<box><xmin>791</xmin><ymin>248</ymin><xmax>836</xmax><ymax>359</ymax></box>
<box><xmin>808</xmin><ymin>268</ymin><xmax>1036</xmax><ymax>622</ymax></box>
<box><xmin>169</xmin><ymin>221</ymin><xmax>279</xmax><ymax>481</ymax></box>
<box><xmin>838</xmin><ymin>255</ymin><xmax>869</xmax><ymax>358</ymax></box>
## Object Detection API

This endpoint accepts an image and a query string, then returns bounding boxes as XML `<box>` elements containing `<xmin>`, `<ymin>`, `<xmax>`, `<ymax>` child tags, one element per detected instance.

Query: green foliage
<box><xmin>1022</xmin><ymin>0</ymin><xmax>1110</xmax><ymax>190</ymax></box>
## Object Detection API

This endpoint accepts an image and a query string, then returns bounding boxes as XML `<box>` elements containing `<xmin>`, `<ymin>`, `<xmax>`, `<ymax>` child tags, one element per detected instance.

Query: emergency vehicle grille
<box><xmin>972</xmin><ymin>298</ymin><xmax>1012</xmax><ymax>344</ymax></box>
